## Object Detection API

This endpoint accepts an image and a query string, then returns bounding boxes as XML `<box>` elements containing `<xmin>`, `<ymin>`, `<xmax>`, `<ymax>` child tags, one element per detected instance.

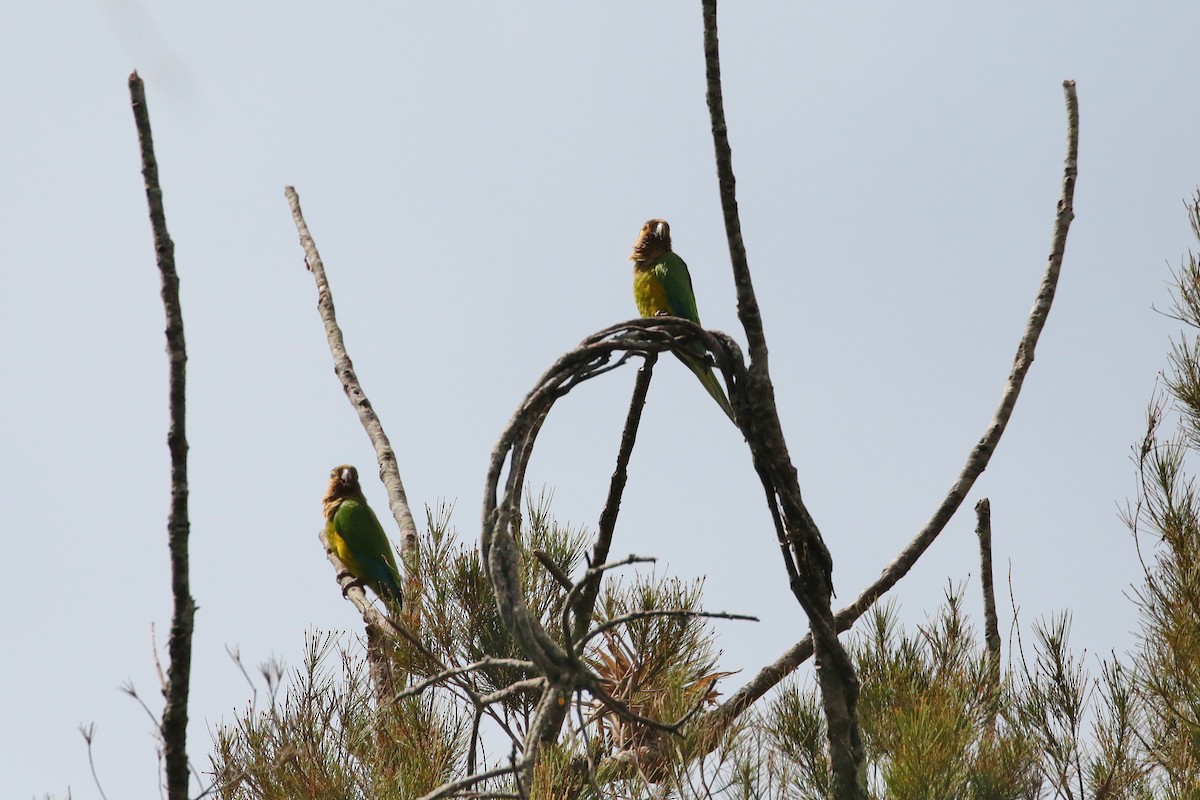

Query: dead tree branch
<box><xmin>572</xmin><ymin>355</ymin><xmax>658</xmax><ymax>642</ymax></box>
<box><xmin>701</xmin><ymin>3</ymin><xmax>863</xmax><ymax>794</ymax></box>
<box><xmin>976</xmin><ymin>498</ymin><xmax>1002</xmax><ymax>688</ymax></box>
<box><xmin>128</xmin><ymin>71</ymin><xmax>194</xmax><ymax>800</ymax></box>
<box><xmin>577</xmin><ymin>608</ymin><xmax>758</xmax><ymax>653</ymax></box>
<box><xmin>395</xmin><ymin>657</ymin><xmax>539</xmax><ymax>702</ymax></box>
<box><xmin>685</xmin><ymin>77</ymin><xmax>1080</xmax><ymax>759</ymax></box>
<box><xmin>286</xmin><ymin>186</ymin><xmax>420</xmax><ymax>580</ymax></box>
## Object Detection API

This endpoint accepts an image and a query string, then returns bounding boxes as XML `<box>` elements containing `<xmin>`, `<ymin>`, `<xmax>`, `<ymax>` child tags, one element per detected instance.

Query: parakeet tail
<box><xmin>376</xmin><ymin>569</ymin><xmax>404</xmax><ymax>606</ymax></box>
<box><xmin>677</xmin><ymin>350</ymin><xmax>737</xmax><ymax>424</ymax></box>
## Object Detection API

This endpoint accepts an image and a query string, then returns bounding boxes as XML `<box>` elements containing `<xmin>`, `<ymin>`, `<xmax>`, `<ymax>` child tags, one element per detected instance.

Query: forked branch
<box><xmin>690</xmin><ymin>78</ymin><xmax>1080</xmax><ymax>753</ymax></box>
<box><xmin>702</xmin><ymin>2</ymin><xmax>863</xmax><ymax>794</ymax></box>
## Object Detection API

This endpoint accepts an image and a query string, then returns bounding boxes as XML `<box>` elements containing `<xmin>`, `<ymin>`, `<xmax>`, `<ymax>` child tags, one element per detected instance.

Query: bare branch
<box><xmin>285</xmin><ymin>186</ymin><xmax>420</xmax><ymax>577</ymax></box>
<box><xmin>128</xmin><ymin>71</ymin><xmax>194</xmax><ymax>800</ymax></box>
<box><xmin>689</xmin><ymin>77</ymin><xmax>1081</xmax><ymax>754</ymax></box>
<box><xmin>531</xmin><ymin>548</ymin><xmax>575</xmax><ymax>593</ymax></box>
<box><xmin>394</xmin><ymin>657</ymin><xmax>539</xmax><ymax>701</ymax></box>
<box><xmin>481</xmin><ymin>326</ymin><xmax>714</xmax><ymax>708</ymax></box>
<box><xmin>562</xmin><ymin>554</ymin><xmax>658</xmax><ymax>652</ymax></box>
<box><xmin>701</xmin><ymin>3</ymin><xmax>862</xmax><ymax>794</ymax></box>
<box><xmin>417</xmin><ymin>760</ymin><xmax>525</xmax><ymax>800</ymax></box>
<box><xmin>79</xmin><ymin>724</ymin><xmax>111</xmax><ymax>800</ymax></box>
<box><xmin>701</xmin><ymin>4</ymin><xmax>764</xmax><ymax>367</ymax></box>
<box><xmin>975</xmin><ymin>498</ymin><xmax>1002</xmax><ymax>688</ymax></box>
<box><xmin>577</xmin><ymin>608</ymin><xmax>758</xmax><ymax>653</ymax></box>
<box><xmin>479</xmin><ymin>678</ymin><xmax>549</xmax><ymax>706</ymax></box>
<box><xmin>587</xmin><ymin>681</ymin><xmax>688</xmax><ymax>737</ymax></box>
<box><xmin>835</xmin><ymin>79</ymin><xmax>1079</xmax><ymax>630</ymax></box>
<box><xmin>572</xmin><ymin>355</ymin><xmax>658</xmax><ymax>642</ymax></box>
<box><xmin>482</xmin><ymin>327</ymin><xmax>739</xmax><ymax>785</ymax></box>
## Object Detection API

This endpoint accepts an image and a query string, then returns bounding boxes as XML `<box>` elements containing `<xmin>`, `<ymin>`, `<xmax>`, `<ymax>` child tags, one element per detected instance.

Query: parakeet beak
<box><xmin>339</xmin><ymin>467</ymin><xmax>355</xmax><ymax>485</ymax></box>
<box><xmin>654</xmin><ymin>221</ymin><xmax>667</xmax><ymax>239</ymax></box>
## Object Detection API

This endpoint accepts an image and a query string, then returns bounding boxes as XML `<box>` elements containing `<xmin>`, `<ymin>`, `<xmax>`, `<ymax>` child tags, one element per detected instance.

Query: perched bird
<box><xmin>322</xmin><ymin>465</ymin><xmax>403</xmax><ymax>605</ymax></box>
<box><xmin>629</xmin><ymin>218</ymin><xmax>736</xmax><ymax>423</ymax></box>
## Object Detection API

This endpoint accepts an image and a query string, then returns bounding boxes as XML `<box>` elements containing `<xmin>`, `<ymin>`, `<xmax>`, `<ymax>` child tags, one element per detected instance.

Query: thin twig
<box><xmin>120</xmin><ymin>681</ymin><xmax>164</xmax><ymax>732</ymax></box>
<box><xmin>575</xmin><ymin>690</ymin><xmax>607</xmax><ymax>798</ymax></box>
<box><xmin>394</xmin><ymin>656</ymin><xmax>538</xmax><ymax>701</ymax></box>
<box><xmin>546</xmin><ymin>349</ymin><xmax>657</xmax><ymax>745</ymax></box>
<box><xmin>572</xmin><ymin>355</ymin><xmax>657</xmax><ymax>640</ymax></box>
<box><xmin>467</xmin><ymin>707</ymin><xmax>483</xmax><ymax>775</ymax></box>
<box><xmin>587</xmin><ymin>681</ymin><xmax>687</xmax><ymax>737</ymax></box>
<box><xmin>151</xmin><ymin>623</ymin><xmax>166</xmax><ymax>692</ymax></box>
<box><xmin>577</xmin><ymin>608</ymin><xmax>758</xmax><ymax>652</ymax></box>
<box><xmin>79</xmin><ymin>724</ymin><xmax>111</xmax><ymax>800</ymax></box>
<box><xmin>286</xmin><ymin>186</ymin><xmax>420</xmax><ymax>576</ymax></box>
<box><xmin>701</xmin><ymin>3</ymin><xmax>862</xmax><ymax>794</ymax></box>
<box><xmin>532</xmin><ymin>549</ymin><xmax>575</xmax><ymax>593</ymax></box>
<box><xmin>128</xmin><ymin>71</ymin><xmax>194</xmax><ymax>800</ymax></box>
<box><xmin>562</xmin><ymin>555</ymin><xmax>658</xmax><ymax>652</ymax></box>
<box><xmin>417</xmin><ymin>760</ymin><xmax>525</xmax><ymax>800</ymax></box>
<box><xmin>479</xmin><ymin>678</ymin><xmax>549</xmax><ymax>705</ymax></box>
<box><xmin>224</xmin><ymin>645</ymin><xmax>258</xmax><ymax>710</ymax></box>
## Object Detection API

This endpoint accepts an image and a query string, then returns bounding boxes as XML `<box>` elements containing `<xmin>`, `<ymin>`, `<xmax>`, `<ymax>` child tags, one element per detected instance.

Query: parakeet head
<box><xmin>629</xmin><ymin>218</ymin><xmax>672</xmax><ymax>262</ymax></box>
<box><xmin>324</xmin><ymin>464</ymin><xmax>363</xmax><ymax>503</ymax></box>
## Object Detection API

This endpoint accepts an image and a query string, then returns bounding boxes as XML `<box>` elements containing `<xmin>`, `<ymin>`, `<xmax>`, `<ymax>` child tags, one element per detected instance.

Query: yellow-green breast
<box><xmin>633</xmin><ymin>266</ymin><xmax>670</xmax><ymax>317</ymax></box>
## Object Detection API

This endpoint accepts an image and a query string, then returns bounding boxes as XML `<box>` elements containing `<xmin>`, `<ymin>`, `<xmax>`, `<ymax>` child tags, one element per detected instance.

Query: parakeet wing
<box><xmin>332</xmin><ymin>498</ymin><xmax>402</xmax><ymax>601</ymax></box>
<box><xmin>657</xmin><ymin>252</ymin><xmax>702</xmax><ymax>323</ymax></box>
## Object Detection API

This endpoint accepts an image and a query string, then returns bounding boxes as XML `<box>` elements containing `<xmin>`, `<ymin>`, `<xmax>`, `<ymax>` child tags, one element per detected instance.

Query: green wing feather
<box><xmin>652</xmin><ymin>253</ymin><xmax>735</xmax><ymax>423</ymax></box>
<box><xmin>656</xmin><ymin>252</ymin><xmax>702</xmax><ymax>323</ymax></box>
<box><xmin>332</xmin><ymin>498</ymin><xmax>403</xmax><ymax>603</ymax></box>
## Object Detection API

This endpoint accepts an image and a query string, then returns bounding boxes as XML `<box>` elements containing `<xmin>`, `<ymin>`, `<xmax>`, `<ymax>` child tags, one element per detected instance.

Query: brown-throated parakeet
<box><xmin>322</xmin><ymin>465</ymin><xmax>403</xmax><ymax>605</ymax></box>
<box><xmin>630</xmin><ymin>218</ymin><xmax>736</xmax><ymax>423</ymax></box>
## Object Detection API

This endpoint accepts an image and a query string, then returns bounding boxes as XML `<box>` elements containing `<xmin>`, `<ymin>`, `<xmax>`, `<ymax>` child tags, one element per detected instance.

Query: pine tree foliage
<box><xmin>211</xmin><ymin>497</ymin><xmax>738</xmax><ymax>798</ymax></box>
<box><xmin>1119</xmin><ymin>190</ymin><xmax>1200</xmax><ymax>798</ymax></box>
<box><xmin>211</xmin><ymin>632</ymin><xmax>465</xmax><ymax>799</ymax></box>
<box><xmin>761</xmin><ymin>595</ymin><xmax>1041</xmax><ymax>800</ymax></box>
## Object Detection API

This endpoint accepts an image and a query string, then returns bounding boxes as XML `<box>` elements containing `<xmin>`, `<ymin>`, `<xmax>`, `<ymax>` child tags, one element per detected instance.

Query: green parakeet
<box><xmin>322</xmin><ymin>464</ymin><xmax>403</xmax><ymax>605</ymax></box>
<box><xmin>629</xmin><ymin>218</ymin><xmax>736</xmax><ymax>423</ymax></box>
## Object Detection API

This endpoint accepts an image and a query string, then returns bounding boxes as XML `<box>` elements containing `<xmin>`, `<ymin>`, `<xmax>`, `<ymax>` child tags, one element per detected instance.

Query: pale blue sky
<box><xmin>4</xmin><ymin>2</ymin><xmax>1200</xmax><ymax>796</ymax></box>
